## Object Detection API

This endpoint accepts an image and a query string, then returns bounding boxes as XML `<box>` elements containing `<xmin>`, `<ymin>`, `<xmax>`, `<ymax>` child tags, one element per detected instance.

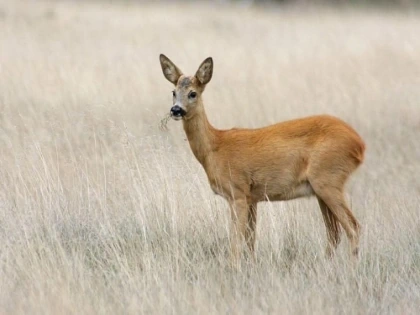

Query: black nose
<box><xmin>170</xmin><ymin>105</ymin><xmax>186</xmax><ymax>117</ymax></box>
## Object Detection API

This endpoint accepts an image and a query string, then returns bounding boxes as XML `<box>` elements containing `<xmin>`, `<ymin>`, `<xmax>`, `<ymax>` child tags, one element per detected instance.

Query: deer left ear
<box><xmin>160</xmin><ymin>54</ymin><xmax>183</xmax><ymax>85</ymax></box>
<box><xmin>195</xmin><ymin>57</ymin><xmax>213</xmax><ymax>85</ymax></box>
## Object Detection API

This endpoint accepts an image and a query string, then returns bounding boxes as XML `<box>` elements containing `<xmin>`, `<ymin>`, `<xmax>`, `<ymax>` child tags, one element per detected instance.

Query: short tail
<box><xmin>353</xmin><ymin>138</ymin><xmax>366</xmax><ymax>165</ymax></box>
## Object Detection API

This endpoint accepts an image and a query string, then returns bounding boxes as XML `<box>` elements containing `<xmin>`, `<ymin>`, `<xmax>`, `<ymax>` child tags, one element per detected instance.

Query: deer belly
<box><xmin>252</xmin><ymin>181</ymin><xmax>314</xmax><ymax>201</ymax></box>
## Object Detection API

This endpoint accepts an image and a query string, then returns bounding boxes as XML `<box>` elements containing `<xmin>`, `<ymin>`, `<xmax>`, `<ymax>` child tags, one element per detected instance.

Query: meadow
<box><xmin>0</xmin><ymin>0</ymin><xmax>420</xmax><ymax>314</ymax></box>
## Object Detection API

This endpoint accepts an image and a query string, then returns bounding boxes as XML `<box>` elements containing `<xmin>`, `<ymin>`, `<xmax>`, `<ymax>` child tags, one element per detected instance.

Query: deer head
<box><xmin>159</xmin><ymin>54</ymin><xmax>213</xmax><ymax>120</ymax></box>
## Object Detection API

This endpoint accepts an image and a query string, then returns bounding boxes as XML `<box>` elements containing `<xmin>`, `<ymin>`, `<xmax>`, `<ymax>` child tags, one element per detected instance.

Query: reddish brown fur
<box><xmin>159</xmin><ymin>54</ymin><xmax>365</xmax><ymax>263</ymax></box>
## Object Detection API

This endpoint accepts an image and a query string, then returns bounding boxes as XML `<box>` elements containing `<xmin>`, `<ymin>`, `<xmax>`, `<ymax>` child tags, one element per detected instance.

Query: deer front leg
<box><xmin>245</xmin><ymin>203</ymin><xmax>258</xmax><ymax>257</ymax></box>
<box><xmin>229</xmin><ymin>198</ymin><xmax>249</xmax><ymax>266</ymax></box>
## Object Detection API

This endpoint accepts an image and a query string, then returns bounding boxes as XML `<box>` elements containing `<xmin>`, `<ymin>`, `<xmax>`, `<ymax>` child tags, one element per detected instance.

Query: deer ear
<box><xmin>159</xmin><ymin>54</ymin><xmax>183</xmax><ymax>85</ymax></box>
<box><xmin>195</xmin><ymin>57</ymin><xmax>213</xmax><ymax>85</ymax></box>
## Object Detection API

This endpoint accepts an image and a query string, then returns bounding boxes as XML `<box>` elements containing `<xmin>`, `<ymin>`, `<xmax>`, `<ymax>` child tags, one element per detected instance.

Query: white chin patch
<box><xmin>171</xmin><ymin>115</ymin><xmax>183</xmax><ymax>121</ymax></box>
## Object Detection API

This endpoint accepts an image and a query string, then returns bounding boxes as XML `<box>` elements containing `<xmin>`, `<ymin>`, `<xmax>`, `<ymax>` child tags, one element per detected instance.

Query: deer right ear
<box><xmin>159</xmin><ymin>54</ymin><xmax>183</xmax><ymax>85</ymax></box>
<box><xmin>195</xmin><ymin>57</ymin><xmax>213</xmax><ymax>85</ymax></box>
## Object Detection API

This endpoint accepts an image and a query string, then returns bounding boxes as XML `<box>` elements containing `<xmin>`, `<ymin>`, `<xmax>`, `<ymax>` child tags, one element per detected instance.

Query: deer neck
<box><xmin>182</xmin><ymin>104</ymin><xmax>217</xmax><ymax>166</ymax></box>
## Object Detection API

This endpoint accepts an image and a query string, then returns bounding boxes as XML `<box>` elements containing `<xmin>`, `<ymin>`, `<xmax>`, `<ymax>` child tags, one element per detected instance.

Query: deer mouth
<box><xmin>171</xmin><ymin>114</ymin><xmax>183</xmax><ymax>121</ymax></box>
<box><xmin>170</xmin><ymin>105</ymin><xmax>186</xmax><ymax>120</ymax></box>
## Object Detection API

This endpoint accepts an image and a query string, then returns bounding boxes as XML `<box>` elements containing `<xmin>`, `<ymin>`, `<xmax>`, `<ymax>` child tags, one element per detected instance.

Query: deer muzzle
<box><xmin>170</xmin><ymin>105</ymin><xmax>186</xmax><ymax>120</ymax></box>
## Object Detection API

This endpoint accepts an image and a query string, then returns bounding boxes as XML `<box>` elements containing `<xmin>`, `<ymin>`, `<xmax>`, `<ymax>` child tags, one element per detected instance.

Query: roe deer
<box><xmin>159</xmin><ymin>54</ymin><xmax>365</xmax><ymax>263</ymax></box>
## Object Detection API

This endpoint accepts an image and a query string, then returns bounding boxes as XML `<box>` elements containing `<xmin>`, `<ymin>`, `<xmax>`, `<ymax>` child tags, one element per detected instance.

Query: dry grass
<box><xmin>0</xmin><ymin>0</ymin><xmax>420</xmax><ymax>314</ymax></box>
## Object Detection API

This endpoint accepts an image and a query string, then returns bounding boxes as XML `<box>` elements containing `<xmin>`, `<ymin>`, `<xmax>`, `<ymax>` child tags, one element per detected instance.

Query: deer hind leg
<box><xmin>245</xmin><ymin>203</ymin><xmax>258</xmax><ymax>257</ymax></box>
<box><xmin>312</xmin><ymin>185</ymin><xmax>360</xmax><ymax>259</ymax></box>
<box><xmin>229</xmin><ymin>198</ymin><xmax>249</xmax><ymax>265</ymax></box>
<box><xmin>317</xmin><ymin>196</ymin><xmax>341</xmax><ymax>258</ymax></box>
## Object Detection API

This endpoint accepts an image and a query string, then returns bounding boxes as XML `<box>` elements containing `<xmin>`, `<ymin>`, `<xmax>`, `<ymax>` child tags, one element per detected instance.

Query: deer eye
<box><xmin>172</xmin><ymin>90</ymin><xmax>176</xmax><ymax>97</ymax></box>
<box><xmin>188</xmin><ymin>91</ymin><xmax>197</xmax><ymax>99</ymax></box>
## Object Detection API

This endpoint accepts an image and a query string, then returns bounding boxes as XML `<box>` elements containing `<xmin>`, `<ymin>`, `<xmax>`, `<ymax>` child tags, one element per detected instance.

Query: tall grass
<box><xmin>0</xmin><ymin>0</ymin><xmax>419</xmax><ymax>313</ymax></box>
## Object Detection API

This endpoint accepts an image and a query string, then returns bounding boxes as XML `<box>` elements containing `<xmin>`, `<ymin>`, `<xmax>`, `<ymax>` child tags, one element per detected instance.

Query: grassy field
<box><xmin>0</xmin><ymin>0</ymin><xmax>420</xmax><ymax>314</ymax></box>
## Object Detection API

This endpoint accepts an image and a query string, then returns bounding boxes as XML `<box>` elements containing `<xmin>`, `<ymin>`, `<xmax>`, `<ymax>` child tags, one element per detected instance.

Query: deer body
<box><xmin>159</xmin><ymin>54</ymin><xmax>365</xmax><ymax>262</ymax></box>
